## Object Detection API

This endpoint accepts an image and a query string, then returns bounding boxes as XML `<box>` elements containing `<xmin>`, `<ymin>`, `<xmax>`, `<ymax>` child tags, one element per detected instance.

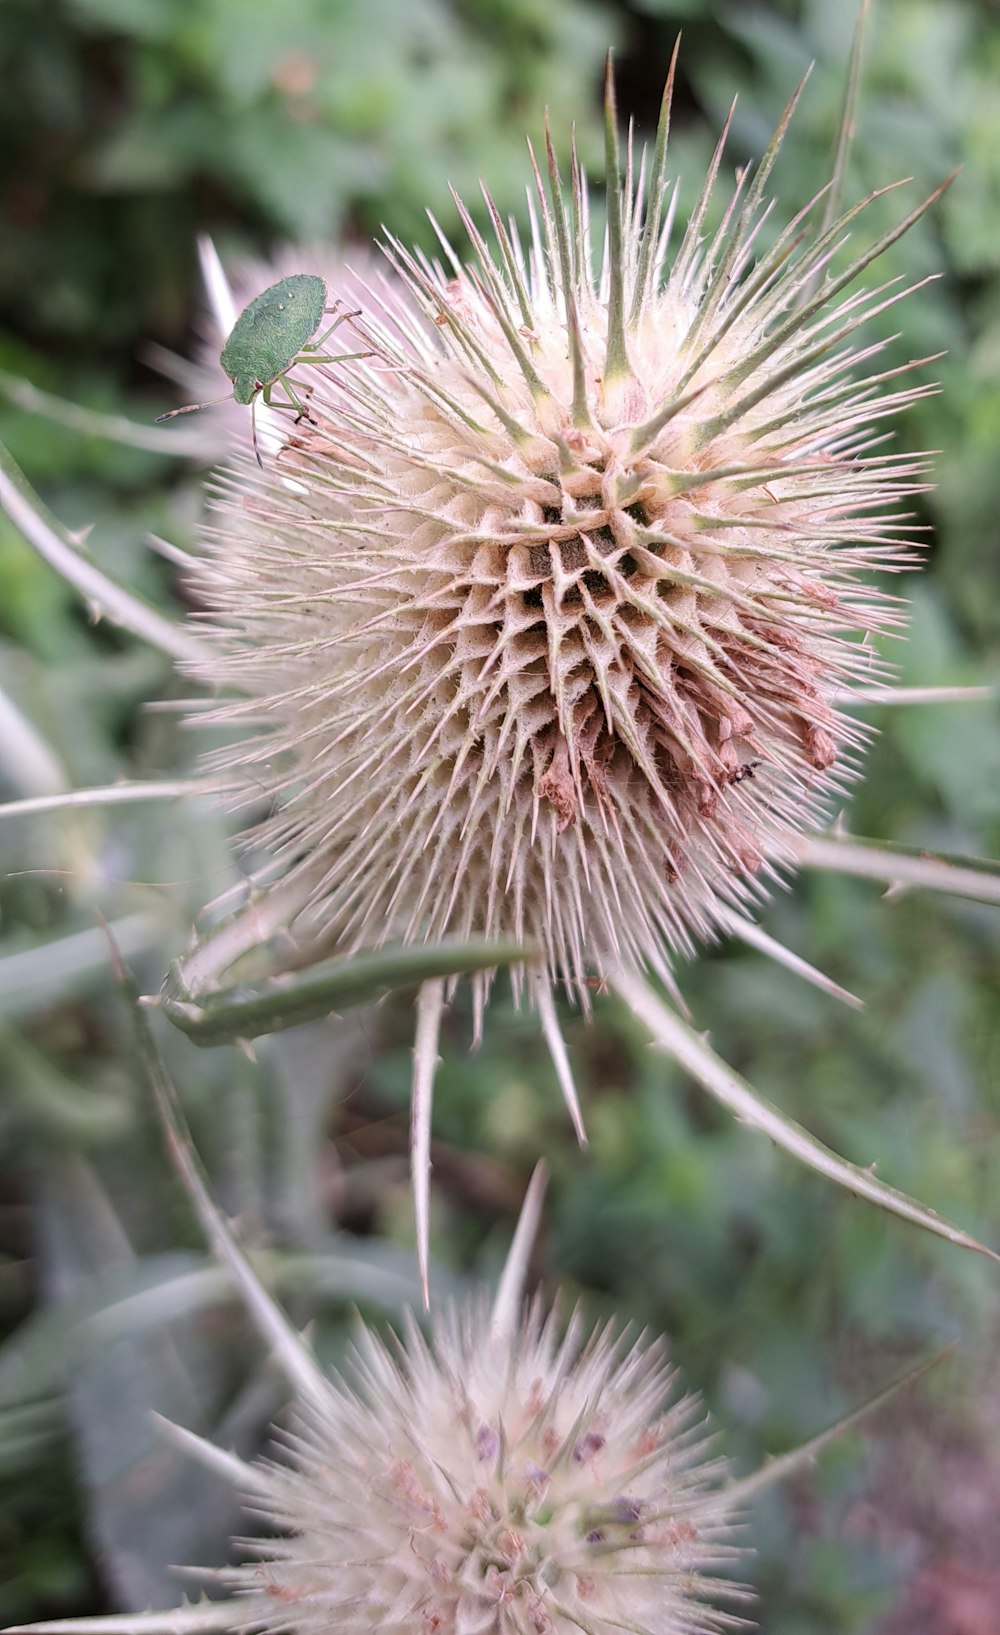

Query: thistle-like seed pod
<box><xmin>218</xmin><ymin>1300</ymin><xmax>744</xmax><ymax>1635</ymax></box>
<box><xmin>190</xmin><ymin>53</ymin><xmax>942</xmax><ymax>1028</ymax></box>
<box><xmin>0</xmin><ymin>1164</ymin><xmax>748</xmax><ymax>1635</ymax></box>
<box><xmin>0</xmin><ymin>1018</ymin><xmax>950</xmax><ymax>1635</ymax></box>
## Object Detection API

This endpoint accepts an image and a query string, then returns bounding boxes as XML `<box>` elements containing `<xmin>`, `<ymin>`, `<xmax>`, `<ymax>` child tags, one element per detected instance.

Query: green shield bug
<box><xmin>157</xmin><ymin>273</ymin><xmax>364</xmax><ymax>463</ymax></box>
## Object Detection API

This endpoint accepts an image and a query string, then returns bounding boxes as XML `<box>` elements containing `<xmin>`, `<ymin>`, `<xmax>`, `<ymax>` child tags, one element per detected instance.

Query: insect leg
<box><xmin>310</xmin><ymin>306</ymin><xmax>361</xmax><ymax>350</ymax></box>
<box><xmin>258</xmin><ymin>398</ymin><xmax>306</xmax><ymax>417</ymax></box>
<box><xmin>275</xmin><ymin>376</ymin><xmax>315</xmax><ymax>422</ymax></box>
<box><xmin>300</xmin><ymin>349</ymin><xmax>372</xmax><ymax>365</ymax></box>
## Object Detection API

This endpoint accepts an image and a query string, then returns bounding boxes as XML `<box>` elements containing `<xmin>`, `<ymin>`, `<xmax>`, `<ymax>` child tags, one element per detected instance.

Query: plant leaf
<box><xmin>0</xmin><ymin>916</ymin><xmax>158</xmax><ymax>1021</ymax></box>
<box><xmin>0</xmin><ymin>436</ymin><xmax>197</xmax><ymax>663</ymax></box>
<box><xmin>34</xmin><ymin>1159</ymin><xmax>239</xmax><ymax>1611</ymax></box>
<box><xmin>0</xmin><ymin>1245</ymin><xmax>427</xmax><ymax>1412</ymax></box>
<box><xmin>610</xmin><ymin>968</ymin><xmax>999</xmax><ymax>1263</ymax></box>
<box><xmin>161</xmin><ymin>938</ymin><xmax>533</xmax><ymax>1045</ymax></box>
<box><xmin>795</xmin><ymin>832</ymin><xmax>1000</xmax><ymax>905</ymax></box>
<box><xmin>726</xmin><ymin>1345</ymin><xmax>955</xmax><ymax>1505</ymax></box>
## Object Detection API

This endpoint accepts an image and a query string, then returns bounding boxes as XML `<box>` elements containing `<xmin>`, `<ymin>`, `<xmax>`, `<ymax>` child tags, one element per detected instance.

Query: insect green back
<box><xmin>220</xmin><ymin>274</ymin><xmax>327</xmax><ymax>399</ymax></box>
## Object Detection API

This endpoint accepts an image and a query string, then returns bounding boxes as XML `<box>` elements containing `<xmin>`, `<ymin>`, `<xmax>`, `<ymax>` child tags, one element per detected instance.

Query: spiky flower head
<box><xmin>222</xmin><ymin>1297</ymin><xmax>742</xmax><ymax>1635</ymax></box>
<box><xmin>1</xmin><ymin>1163</ymin><xmax>746</xmax><ymax>1635</ymax></box>
<box><xmin>192</xmin><ymin>55</ymin><xmax>941</xmax><ymax>1012</ymax></box>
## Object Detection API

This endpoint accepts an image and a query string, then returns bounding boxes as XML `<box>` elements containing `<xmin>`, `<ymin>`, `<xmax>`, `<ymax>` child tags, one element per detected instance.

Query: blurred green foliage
<box><xmin>0</xmin><ymin>2</ymin><xmax>998</xmax><ymax>1634</ymax></box>
<box><xmin>0</xmin><ymin>0</ymin><xmax>609</xmax><ymax>354</ymax></box>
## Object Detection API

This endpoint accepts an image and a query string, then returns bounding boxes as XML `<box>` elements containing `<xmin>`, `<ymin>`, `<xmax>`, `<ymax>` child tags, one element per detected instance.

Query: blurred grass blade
<box><xmin>611</xmin><ymin>967</ymin><xmax>999</xmax><ymax>1263</ymax></box>
<box><xmin>0</xmin><ymin>1246</ymin><xmax>425</xmax><ymax>1412</ymax></box>
<box><xmin>0</xmin><ymin>916</ymin><xmax>158</xmax><ymax>1021</ymax></box>
<box><xmin>0</xmin><ymin>371</ymin><xmax>209</xmax><ymax>456</ymax></box>
<box><xmin>0</xmin><ymin>780</ymin><xmax>213</xmax><ymax>820</ymax></box>
<box><xmin>0</xmin><ymin>1030</ymin><xmax>131</xmax><ymax>1142</ymax></box>
<box><xmin>0</xmin><ymin>437</ymin><xmax>199</xmax><ymax>663</ymax></box>
<box><xmin>116</xmin><ymin>951</ymin><xmax>339</xmax><ymax>1415</ymax></box>
<box><xmin>726</xmin><ymin>1344</ymin><xmax>954</xmax><ymax>1505</ymax></box>
<box><xmin>0</xmin><ymin>1399</ymin><xmax>62</xmax><ymax>1477</ymax></box>
<box><xmin>795</xmin><ymin>832</ymin><xmax>1000</xmax><ymax>904</ymax></box>
<box><xmin>161</xmin><ymin>938</ymin><xmax>532</xmax><ymax>1045</ymax></box>
<box><xmin>0</xmin><ymin>684</ymin><xmax>68</xmax><ymax>798</ymax></box>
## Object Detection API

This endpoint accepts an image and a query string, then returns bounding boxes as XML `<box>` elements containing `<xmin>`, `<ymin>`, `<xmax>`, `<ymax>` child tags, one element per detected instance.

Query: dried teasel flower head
<box><xmin>189</xmin><ymin>50</ymin><xmax>943</xmax><ymax>1024</ymax></box>
<box><xmin>1</xmin><ymin>1167</ymin><xmax>746</xmax><ymax>1635</ymax></box>
<box><xmin>0</xmin><ymin>1044</ymin><xmax>953</xmax><ymax>1635</ymax></box>
<box><xmin>220</xmin><ymin>1299</ymin><xmax>745</xmax><ymax>1635</ymax></box>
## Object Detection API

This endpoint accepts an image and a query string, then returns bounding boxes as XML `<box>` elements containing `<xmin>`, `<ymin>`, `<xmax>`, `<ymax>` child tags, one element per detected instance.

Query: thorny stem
<box><xmin>0</xmin><ymin>438</ymin><xmax>199</xmax><ymax>664</ymax></box>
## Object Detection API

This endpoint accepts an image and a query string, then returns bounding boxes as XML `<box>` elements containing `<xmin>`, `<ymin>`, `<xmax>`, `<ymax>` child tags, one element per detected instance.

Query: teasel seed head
<box><xmin>0</xmin><ymin>1164</ymin><xmax>750</xmax><ymax>1635</ymax></box>
<box><xmin>215</xmin><ymin>1295</ymin><xmax>745</xmax><ymax>1635</ymax></box>
<box><xmin>190</xmin><ymin>52</ymin><xmax>943</xmax><ymax>1023</ymax></box>
<box><xmin>185</xmin><ymin>1167</ymin><xmax>744</xmax><ymax>1635</ymax></box>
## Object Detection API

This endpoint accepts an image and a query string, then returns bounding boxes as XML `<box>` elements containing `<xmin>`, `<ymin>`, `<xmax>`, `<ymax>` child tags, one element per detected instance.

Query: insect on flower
<box><xmin>151</xmin><ymin>36</ymin><xmax>994</xmax><ymax>1297</ymax></box>
<box><xmin>186</xmin><ymin>56</ymin><xmax>952</xmax><ymax>1019</ymax></box>
<box><xmin>156</xmin><ymin>273</ymin><xmax>367</xmax><ymax>463</ymax></box>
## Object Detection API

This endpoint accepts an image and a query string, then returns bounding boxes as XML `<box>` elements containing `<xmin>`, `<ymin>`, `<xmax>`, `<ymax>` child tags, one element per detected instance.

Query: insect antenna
<box><xmin>251</xmin><ymin>394</ymin><xmax>264</xmax><ymax>468</ymax></box>
<box><xmin>156</xmin><ymin>393</ymin><xmax>233</xmax><ymax>422</ymax></box>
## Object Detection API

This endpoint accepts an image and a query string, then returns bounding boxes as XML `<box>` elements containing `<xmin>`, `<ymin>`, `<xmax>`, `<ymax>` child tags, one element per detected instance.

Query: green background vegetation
<box><xmin>1</xmin><ymin>2</ymin><xmax>998</xmax><ymax>1632</ymax></box>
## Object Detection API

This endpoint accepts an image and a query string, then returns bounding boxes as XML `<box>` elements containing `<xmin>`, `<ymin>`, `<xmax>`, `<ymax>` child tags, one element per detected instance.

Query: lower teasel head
<box><xmin>189</xmin><ymin>55</ymin><xmax>939</xmax><ymax>1013</ymax></box>
<box><xmin>218</xmin><ymin>1300</ymin><xmax>745</xmax><ymax>1635</ymax></box>
<box><xmin>0</xmin><ymin>1161</ymin><xmax>752</xmax><ymax>1635</ymax></box>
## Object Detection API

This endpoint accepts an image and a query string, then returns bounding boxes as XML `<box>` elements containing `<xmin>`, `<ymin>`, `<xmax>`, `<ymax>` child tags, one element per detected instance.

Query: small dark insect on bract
<box><xmin>157</xmin><ymin>273</ymin><xmax>363</xmax><ymax>463</ymax></box>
